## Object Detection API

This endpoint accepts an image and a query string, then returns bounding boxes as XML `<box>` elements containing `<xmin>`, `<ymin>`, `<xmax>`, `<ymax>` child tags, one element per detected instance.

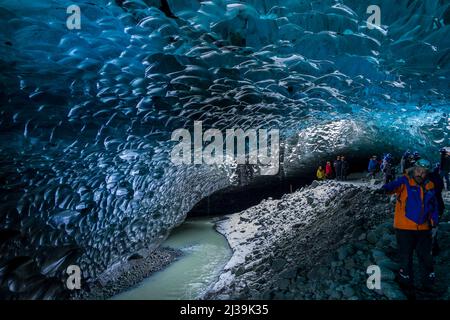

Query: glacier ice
<box><xmin>0</xmin><ymin>0</ymin><xmax>449</xmax><ymax>298</ymax></box>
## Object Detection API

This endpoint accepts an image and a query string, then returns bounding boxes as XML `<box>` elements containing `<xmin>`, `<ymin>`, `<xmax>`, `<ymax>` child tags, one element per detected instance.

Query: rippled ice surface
<box><xmin>0</xmin><ymin>0</ymin><xmax>449</xmax><ymax>298</ymax></box>
<box><xmin>113</xmin><ymin>217</ymin><xmax>231</xmax><ymax>300</ymax></box>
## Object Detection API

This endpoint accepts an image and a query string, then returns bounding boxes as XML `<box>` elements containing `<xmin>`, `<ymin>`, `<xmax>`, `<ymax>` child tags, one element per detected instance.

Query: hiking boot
<box><xmin>394</xmin><ymin>270</ymin><xmax>416</xmax><ymax>299</ymax></box>
<box><xmin>418</xmin><ymin>273</ymin><xmax>436</xmax><ymax>292</ymax></box>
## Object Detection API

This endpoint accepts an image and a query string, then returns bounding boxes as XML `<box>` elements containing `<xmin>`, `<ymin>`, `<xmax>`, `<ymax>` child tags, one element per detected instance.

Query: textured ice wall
<box><xmin>0</xmin><ymin>0</ymin><xmax>449</xmax><ymax>298</ymax></box>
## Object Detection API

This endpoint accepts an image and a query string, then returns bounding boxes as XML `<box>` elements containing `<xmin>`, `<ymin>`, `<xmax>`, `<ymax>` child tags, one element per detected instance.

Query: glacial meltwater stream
<box><xmin>112</xmin><ymin>217</ymin><xmax>232</xmax><ymax>300</ymax></box>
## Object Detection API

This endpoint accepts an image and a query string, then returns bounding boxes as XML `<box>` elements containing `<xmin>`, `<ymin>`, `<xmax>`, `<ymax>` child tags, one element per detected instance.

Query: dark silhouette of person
<box><xmin>334</xmin><ymin>156</ymin><xmax>342</xmax><ymax>180</ymax></box>
<box><xmin>341</xmin><ymin>156</ymin><xmax>349</xmax><ymax>181</ymax></box>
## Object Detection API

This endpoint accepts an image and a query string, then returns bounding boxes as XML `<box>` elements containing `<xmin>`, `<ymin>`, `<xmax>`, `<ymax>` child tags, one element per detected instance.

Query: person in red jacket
<box><xmin>376</xmin><ymin>158</ymin><xmax>438</xmax><ymax>295</ymax></box>
<box><xmin>325</xmin><ymin>161</ymin><xmax>333</xmax><ymax>179</ymax></box>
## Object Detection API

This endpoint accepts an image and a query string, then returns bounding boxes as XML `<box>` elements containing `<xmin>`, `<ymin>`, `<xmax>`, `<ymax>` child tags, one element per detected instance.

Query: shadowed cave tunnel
<box><xmin>188</xmin><ymin>153</ymin><xmax>376</xmax><ymax>217</ymax></box>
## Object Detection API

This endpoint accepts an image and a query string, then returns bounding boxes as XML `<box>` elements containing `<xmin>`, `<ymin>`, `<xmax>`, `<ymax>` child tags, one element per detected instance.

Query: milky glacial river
<box><xmin>113</xmin><ymin>217</ymin><xmax>231</xmax><ymax>300</ymax></box>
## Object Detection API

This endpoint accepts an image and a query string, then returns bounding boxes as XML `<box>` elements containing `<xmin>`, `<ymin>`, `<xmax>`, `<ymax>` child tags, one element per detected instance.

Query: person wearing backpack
<box><xmin>375</xmin><ymin>159</ymin><xmax>439</xmax><ymax>297</ymax></box>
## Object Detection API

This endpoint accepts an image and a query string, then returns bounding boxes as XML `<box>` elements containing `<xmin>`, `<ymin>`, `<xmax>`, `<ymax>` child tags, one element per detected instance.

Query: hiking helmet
<box><xmin>403</xmin><ymin>150</ymin><xmax>411</xmax><ymax>157</ymax></box>
<box><xmin>415</xmin><ymin>158</ymin><xmax>431</xmax><ymax>170</ymax></box>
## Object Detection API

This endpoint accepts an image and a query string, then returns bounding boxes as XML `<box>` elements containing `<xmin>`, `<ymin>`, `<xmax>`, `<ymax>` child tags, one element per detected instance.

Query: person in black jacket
<box><xmin>341</xmin><ymin>156</ymin><xmax>349</xmax><ymax>181</ymax></box>
<box><xmin>428</xmin><ymin>163</ymin><xmax>445</xmax><ymax>256</ymax></box>
<box><xmin>440</xmin><ymin>148</ymin><xmax>450</xmax><ymax>190</ymax></box>
<box><xmin>381</xmin><ymin>154</ymin><xmax>395</xmax><ymax>184</ymax></box>
<box><xmin>401</xmin><ymin>150</ymin><xmax>413</xmax><ymax>174</ymax></box>
<box><xmin>334</xmin><ymin>156</ymin><xmax>342</xmax><ymax>180</ymax></box>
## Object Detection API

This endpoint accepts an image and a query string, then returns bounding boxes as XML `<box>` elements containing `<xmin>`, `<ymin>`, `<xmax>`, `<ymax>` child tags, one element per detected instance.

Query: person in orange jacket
<box><xmin>376</xmin><ymin>158</ymin><xmax>438</xmax><ymax>294</ymax></box>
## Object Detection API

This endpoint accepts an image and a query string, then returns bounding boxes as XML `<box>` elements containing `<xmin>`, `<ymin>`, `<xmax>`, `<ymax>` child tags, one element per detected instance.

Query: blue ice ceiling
<box><xmin>0</xmin><ymin>0</ymin><xmax>449</xmax><ymax>298</ymax></box>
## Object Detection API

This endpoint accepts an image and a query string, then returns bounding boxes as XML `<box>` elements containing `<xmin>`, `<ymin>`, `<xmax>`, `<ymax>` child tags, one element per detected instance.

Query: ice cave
<box><xmin>0</xmin><ymin>0</ymin><xmax>449</xmax><ymax>300</ymax></box>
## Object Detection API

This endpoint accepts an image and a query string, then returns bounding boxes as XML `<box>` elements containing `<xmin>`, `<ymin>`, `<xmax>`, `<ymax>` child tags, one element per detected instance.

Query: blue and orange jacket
<box><xmin>381</xmin><ymin>174</ymin><xmax>439</xmax><ymax>230</ymax></box>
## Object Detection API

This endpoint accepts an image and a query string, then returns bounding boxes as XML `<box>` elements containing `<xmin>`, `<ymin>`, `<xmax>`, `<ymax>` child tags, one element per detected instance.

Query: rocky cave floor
<box><xmin>74</xmin><ymin>175</ymin><xmax>450</xmax><ymax>300</ymax></box>
<box><xmin>204</xmin><ymin>177</ymin><xmax>450</xmax><ymax>300</ymax></box>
